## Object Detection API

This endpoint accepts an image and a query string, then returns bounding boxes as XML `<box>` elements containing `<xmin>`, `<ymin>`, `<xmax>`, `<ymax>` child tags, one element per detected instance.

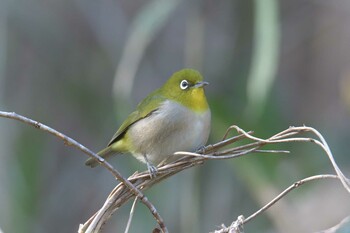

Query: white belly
<box><xmin>128</xmin><ymin>100</ymin><xmax>211</xmax><ymax>165</ymax></box>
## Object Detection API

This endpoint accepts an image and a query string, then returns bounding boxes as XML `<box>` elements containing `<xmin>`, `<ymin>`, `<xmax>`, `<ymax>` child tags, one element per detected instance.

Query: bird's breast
<box><xmin>128</xmin><ymin>100</ymin><xmax>211</xmax><ymax>164</ymax></box>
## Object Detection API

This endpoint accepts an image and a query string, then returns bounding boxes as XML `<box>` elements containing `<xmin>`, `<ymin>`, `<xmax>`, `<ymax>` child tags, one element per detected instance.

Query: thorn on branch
<box><xmin>294</xmin><ymin>180</ymin><xmax>302</xmax><ymax>188</ymax></box>
<box><xmin>34</xmin><ymin>121</ymin><xmax>41</xmax><ymax>128</ymax></box>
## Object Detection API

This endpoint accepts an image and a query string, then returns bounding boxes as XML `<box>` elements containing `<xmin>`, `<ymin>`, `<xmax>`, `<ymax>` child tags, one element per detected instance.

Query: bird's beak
<box><xmin>193</xmin><ymin>81</ymin><xmax>209</xmax><ymax>88</ymax></box>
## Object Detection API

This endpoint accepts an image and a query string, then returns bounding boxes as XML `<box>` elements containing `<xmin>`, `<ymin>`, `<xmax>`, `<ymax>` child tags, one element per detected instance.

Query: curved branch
<box><xmin>0</xmin><ymin>111</ymin><xmax>167</xmax><ymax>233</ymax></box>
<box><xmin>81</xmin><ymin>125</ymin><xmax>350</xmax><ymax>231</ymax></box>
<box><xmin>1</xmin><ymin>111</ymin><xmax>349</xmax><ymax>233</ymax></box>
<box><xmin>212</xmin><ymin>174</ymin><xmax>340</xmax><ymax>233</ymax></box>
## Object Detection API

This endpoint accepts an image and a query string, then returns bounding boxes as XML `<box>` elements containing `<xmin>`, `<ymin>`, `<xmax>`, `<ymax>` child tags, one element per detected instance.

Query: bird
<box><xmin>85</xmin><ymin>69</ymin><xmax>211</xmax><ymax>177</ymax></box>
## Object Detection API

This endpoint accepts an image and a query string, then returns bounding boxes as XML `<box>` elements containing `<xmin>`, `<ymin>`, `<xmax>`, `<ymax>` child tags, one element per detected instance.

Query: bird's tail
<box><xmin>85</xmin><ymin>146</ymin><xmax>115</xmax><ymax>168</ymax></box>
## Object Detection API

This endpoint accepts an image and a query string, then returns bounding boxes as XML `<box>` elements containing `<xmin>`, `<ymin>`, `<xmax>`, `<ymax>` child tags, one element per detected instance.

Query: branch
<box><xmin>124</xmin><ymin>197</ymin><xmax>138</xmax><ymax>233</ymax></box>
<box><xmin>230</xmin><ymin>125</ymin><xmax>350</xmax><ymax>193</ymax></box>
<box><xmin>80</xmin><ymin>125</ymin><xmax>350</xmax><ymax>232</ymax></box>
<box><xmin>317</xmin><ymin>215</ymin><xmax>350</xmax><ymax>233</ymax></box>
<box><xmin>1</xmin><ymin>111</ymin><xmax>349</xmax><ymax>233</ymax></box>
<box><xmin>0</xmin><ymin>111</ymin><xmax>167</xmax><ymax>233</ymax></box>
<box><xmin>212</xmin><ymin>174</ymin><xmax>340</xmax><ymax>233</ymax></box>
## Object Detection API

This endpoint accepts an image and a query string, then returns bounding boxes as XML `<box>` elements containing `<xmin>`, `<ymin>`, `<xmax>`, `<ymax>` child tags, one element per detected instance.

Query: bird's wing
<box><xmin>107</xmin><ymin>90</ymin><xmax>165</xmax><ymax>146</ymax></box>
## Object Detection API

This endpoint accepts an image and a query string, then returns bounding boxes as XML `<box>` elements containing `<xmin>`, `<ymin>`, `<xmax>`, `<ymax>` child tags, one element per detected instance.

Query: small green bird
<box><xmin>85</xmin><ymin>69</ymin><xmax>211</xmax><ymax>176</ymax></box>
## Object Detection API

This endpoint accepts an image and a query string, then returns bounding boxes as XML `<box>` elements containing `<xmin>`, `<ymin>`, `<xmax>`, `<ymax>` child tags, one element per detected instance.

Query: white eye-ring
<box><xmin>180</xmin><ymin>80</ymin><xmax>189</xmax><ymax>90</ymax></box>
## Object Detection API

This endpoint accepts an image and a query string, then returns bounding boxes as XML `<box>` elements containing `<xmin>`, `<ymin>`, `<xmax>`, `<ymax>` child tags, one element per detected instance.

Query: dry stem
<box><xmin>81</xmin><ymin>125</ymin><xmax>350</xmax><ymax>232</ymax></box>
<box><xmin>1</xmin><ymin>111</ymin><xmax>349</xmax><ymax>233</ymax></box>
<box><xmin>212</xmin><ymin>174</ymin><xmax>340</xmax><ymax>233</ymax></box>
<box><xmin>0</xmin><ymin>111</ymin><xmax>167</xmax><ymax>233</ymax></box>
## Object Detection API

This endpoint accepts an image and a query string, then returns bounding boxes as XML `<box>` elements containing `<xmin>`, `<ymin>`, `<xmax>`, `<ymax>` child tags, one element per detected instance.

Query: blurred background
<box><xmin>0</xmin><ymin>0</ymin><xmax>350</xmax><ymax>232</ymax></box>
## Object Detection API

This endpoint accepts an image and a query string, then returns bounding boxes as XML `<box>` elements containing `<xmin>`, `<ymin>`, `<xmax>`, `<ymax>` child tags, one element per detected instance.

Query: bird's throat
<box><xmin>183</xmin><ymin>88</ymin><xmax>209</xmax><ymax>113</ymax></box>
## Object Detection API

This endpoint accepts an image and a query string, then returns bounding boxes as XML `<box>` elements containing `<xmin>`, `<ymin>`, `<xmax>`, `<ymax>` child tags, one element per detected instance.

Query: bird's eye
<box><xmin>180</xmin><ymin>80</ymin><xmax>189</xmax><ymax>90</ymax></box>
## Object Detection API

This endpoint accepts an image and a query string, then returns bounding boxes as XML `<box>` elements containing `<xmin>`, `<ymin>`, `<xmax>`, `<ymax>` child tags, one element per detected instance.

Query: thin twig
<box><xmin>213</xmin><ymin>174</ymin><xmax>340</xmax><ymax>233</ymax></box>
<box><xmin>230</xmin><ymin>125</ymin><xmax>350</xmax><ymax>193</ymax></box>
<box><xmin>81</xmin><ymin>124</ymin><xmax>350</xmax><ymax>232</ymax></box>
<box><xmin>0</xmin><ymin>111</ymin><xmax>168</xmax><ymax>233</ymax></box>
<box><xmin>244</xmin><ymin>174</ymin><xmax>339</xmax><ymax>224</ymax></box>
<box><xmin>2</xmin><ymin>111</ymin><xmax>349</xmax><ymax>233</ymax></box>
<box><xmin>316</xmin><ymin>215</ymin><xmax>350</xmax><ymax>233</ymax></box>
<box><xmin>124</xmin><ymin>197</ymin><xmax>138</xmax><ymax>233</ymax></box>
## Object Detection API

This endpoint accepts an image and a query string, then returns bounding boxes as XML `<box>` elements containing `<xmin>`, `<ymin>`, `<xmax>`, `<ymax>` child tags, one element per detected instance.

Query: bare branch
<box><xmin>212</xmin><ymin>175</ymin><xmax>339</xmax><ymax>233</ymax></box>
<box><xmin>81</xmin><ymin>125</ymin><xmax>350</xmax><ymax>231</ymax></box>
<box><xmin>316</xmin><ymin>215</ymin><xmax>350</xmax><ymax>233</ymax></box>
<box><xmin>0</xmin><ymin>111</ymin><xmax>167</xmax><ymax>233</ymax></box>
<box><xmin>230</xmin><ymin>125</ymin><xmax>350</xmax><ymax>193</ymax></box>
<box><xmin>244</xmin><ymin>174</ymin><xmax>339</xmax><ymax>224</ymax></box>
<box><xmin>1</xmin><ymin>111</ymin><xmax>349</xmax><ymax>233</ymax></box>
<box><xmin>124</xmin><ymin>197</ymin><xmax>138</xmax><ymax>233</ymax></box>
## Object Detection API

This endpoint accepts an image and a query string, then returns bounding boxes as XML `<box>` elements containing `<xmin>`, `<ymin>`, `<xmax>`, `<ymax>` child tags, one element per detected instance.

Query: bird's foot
<box><xmin>146</xmin><ymin>162</ymin><xmax>158</xmax><ymax>179</ymax></box>
<box><xmin>143</xmin><ymin>154</ymin><xmax>158</xmax><ymax>178</ymax></box>
<box><xmin>196</xmin><ymin>145</ymin><xmax>207</xmax><ymax>154</ymax></box>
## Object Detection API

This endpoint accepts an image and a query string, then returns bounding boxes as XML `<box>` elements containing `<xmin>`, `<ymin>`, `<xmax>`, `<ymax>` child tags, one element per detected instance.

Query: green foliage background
<box><xmin>0</xmin><ymin>0</ymin><xmax>349</xmax><ymax>232</ymax></box>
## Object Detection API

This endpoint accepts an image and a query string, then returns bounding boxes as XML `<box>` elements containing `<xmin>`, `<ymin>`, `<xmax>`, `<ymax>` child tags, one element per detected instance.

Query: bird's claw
<box><xmin>196</xmin><ymin>145</ymin><xmax>206</xmax><ymax>153</ymax></box>
<box><xmin>147</xmin><ymin>162</ymin><xmax>158</xmax><ymax>178</ymax></box>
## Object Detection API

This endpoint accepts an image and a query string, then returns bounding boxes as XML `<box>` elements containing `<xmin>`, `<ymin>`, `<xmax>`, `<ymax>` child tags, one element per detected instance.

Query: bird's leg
<box><xmin>143</xmin><ymin>154</ymin><xmax>157</xmax><ymax>178</ymax></box>
<box><xmin>196</xmin><ymin>145</ymin><xmax>207</xmax><ymax>154</ymax></box>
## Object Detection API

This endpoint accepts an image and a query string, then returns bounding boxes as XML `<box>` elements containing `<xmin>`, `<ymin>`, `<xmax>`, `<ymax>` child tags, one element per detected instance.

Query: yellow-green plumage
<box><xmin>85</xmin><ymin>69</ymin><xmax>211</xmax><ymax>173</ymax></box>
